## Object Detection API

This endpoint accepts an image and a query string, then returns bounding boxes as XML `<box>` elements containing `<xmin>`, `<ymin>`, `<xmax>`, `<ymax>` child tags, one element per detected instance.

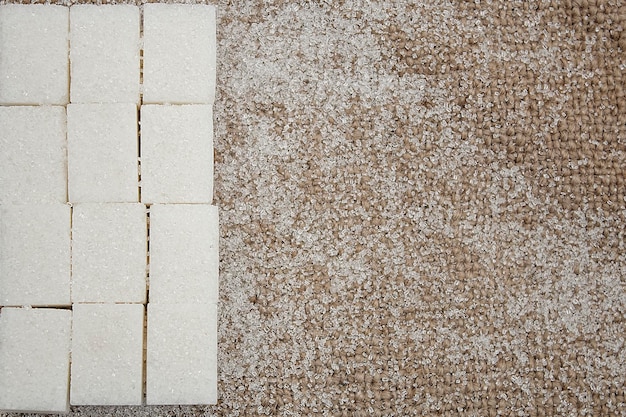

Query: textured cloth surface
<box><xmin>2</xmin><ymin>0</ymin><xmax>626</xmax><ymax>416</ymax></box>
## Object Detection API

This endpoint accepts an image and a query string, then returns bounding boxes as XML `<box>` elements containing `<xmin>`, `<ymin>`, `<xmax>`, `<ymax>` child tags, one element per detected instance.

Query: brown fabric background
<box><xmin>2</xmin><ymin>0</ymin><xmax>625</xmax><ymax>416</ymax></box>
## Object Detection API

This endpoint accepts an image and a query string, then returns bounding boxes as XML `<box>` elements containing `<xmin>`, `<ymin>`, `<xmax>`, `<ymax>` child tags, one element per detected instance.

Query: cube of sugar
<box><xmin>143</xmin><ymin>4</ymin><xmax>216</xmax><ymax>104</ymax></box>
<box><xmin>146</xmin><ymin>303</ymin><xmax>217</xmax><ymax>405</ymax></box>
<box><xmin>0</xmin><ymin>5</ymin><xmax>69</xmax><ymax>105</ymax></box>
<box><xmin>149</xmin><ymin>204</ymin><xmax>219</xmax><ymax>304</ymax></box>
<box><xmin>70</xmin><ymin>5</ymin><xmax>140</xmax><ymax>103</ymax></box>
<box><xmin>70</xmin><ymin>304</ymin><xmax>144</xmax><ymax>406</ymax></box>
<box><xmin>140</xmin><ymin>105</ymin><xmax>213</xmax><ymax>204</ymax></box>
<box><xmin>0</xmin><ymin>106</ymin><xmax>67</xmax><ymax>204</ymax></box>
<box><xmin>72</xmin><ymin>203</ymin><xmax>146</xmax><ymax>303</ymax></box>
<box><xmin>0</xmin><ymin>308</ymin><xmax>71</xmax><ymax>413</ymax></box>
<box><xmin>0</xmin><ymin>204</ymin><xmax>71</xmax><ymax>307</ymax></box>
<box><xmin>67</xmin><ymin>103</ymin><xmax>138</xmax><ymax>203</ymax></box>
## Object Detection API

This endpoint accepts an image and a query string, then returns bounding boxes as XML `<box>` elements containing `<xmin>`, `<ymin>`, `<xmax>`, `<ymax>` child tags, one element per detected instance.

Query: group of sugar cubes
<box><xmin>0</xmin><ymin>4</ymin><xmax>218</xmax><ymax>413</ymax></box>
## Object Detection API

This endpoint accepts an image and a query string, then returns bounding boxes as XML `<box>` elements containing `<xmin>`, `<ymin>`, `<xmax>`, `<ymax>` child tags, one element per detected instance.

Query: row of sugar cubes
<box><xmin>1</xmin><ymin>104</ymin><xmax>214</xmax><ymax>205</ymax></box>
<box><xmin>0</xmin><ymin>204</ymin><xmax>219</xmax><ymax>305</ymax></box>
<box><xmin>0</xmin><ymin>3</ymin><xmax>219</xmax><ymax>413</ymax></box>
<box><xmin>0</xmin><ymin>4</ymin><xmax>216</xmax><ymax>104</ymax></box>
<box><xmin>0</xmin><ymin>303</ymin><xmax>217</xmax><ymax>410</ymax></box>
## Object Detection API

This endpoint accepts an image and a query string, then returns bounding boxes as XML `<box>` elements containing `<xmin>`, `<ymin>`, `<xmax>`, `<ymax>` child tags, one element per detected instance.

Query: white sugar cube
<box><xmin>0</xmin><ymin>307</ymin><xmax>71</xmax><ymax>413</ymax></box>
<box><xmin>67</xmin><ymin>103</ymin><xmax>138</xmax><ymax>203</ymax></box>
<box><xmin>146</xmin><ymin>303</ymin><xmax>217</xmax><ymax>405</ymax></box>
<box><xmin>143</xmin><ymin>4</ymin><xmax>216</xmax><ymax>104</ymax></box>
<box><xmin>0</xmin><ymin>204</ymin><xmax>71</xmax><ymax>307</ymax></box>
<box><xmin>149</xmin><ymin>204</ymin><xmax>219</xmax><ymax>304</ymax></box>
<box><xmin>140</xmin><ymin>105</ymin><xmax>213</xmax><ymax>204</ymax></box>
<box><xmin>70</xmin><ymin>304</ymin><xmax>144</xmax><ymax>406</ymax></box>
<box><xmin>0</xmin><ymin>5</ymin><xmax>69</xmax><ymax>105</ymax></box>
<box><xmin>72</xmin><ymin>203</ymin><xmax>146</xmax><ymax>303</ymax></box>
<box><xmin>0</xmin><ymin>106</ymin><xmax>67</xmax><ymax>204</ymax></box>
<box><xmin>70</xmin><ymin>5</ymin><xmax>140</xmax><ymax>103</ymax></box>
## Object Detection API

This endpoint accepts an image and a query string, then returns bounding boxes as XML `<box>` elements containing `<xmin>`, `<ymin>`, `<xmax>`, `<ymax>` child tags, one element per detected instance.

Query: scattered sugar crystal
<box><xmin>70</xmin><ymin>304</ymin><xmax>144</xmax><ymax>406</ymax></box>
<box><xmin>0</xmin><ymin>204</ymin><xmax>71</xmax><ymax>307</ymax></box>
<box><xmin>149</xmin><ymin>204</ymin><xmax>219</xmax><ymax>304</ymax></box>
<box><xmin>70</xmin><ymin>5</ymin><xmax>140</xmax><ymax>104</ymax></box>
<box><xmin>143</xmin><ymin>4</ymin><xmax>216</xmax><ymax>104</ymax></box>
<box><xmin>0</xmin><ymin>106</ymin><xmax>67</xmax><ymax>204</ymax></box>
<box><xmin>140</xmin><ymin>105</ymin><xmax>213</xmax><ymax>204</ymax></box>
<box><xmin>0</xmin><ymin>5</ymin><xmax>69</xmax><ymax>105</ymax></box>
<box><xmin>67</xmin><ymin>103</ymin><xmax>138</xmax><ymax>203</ymax></box>
<box><xmin>0</xmin><ymin>307</ymin><xmax>71</xmax><ymax>413</ymax></box>
<box><xmin>72</xmin><ymin>203</ymin><xmax>146</xmax><ymax>303</ymax></box>
<box><xmin>146</xmin><ymin>303</ymin><xmax>217</xmax><ymax>405</ymax></box>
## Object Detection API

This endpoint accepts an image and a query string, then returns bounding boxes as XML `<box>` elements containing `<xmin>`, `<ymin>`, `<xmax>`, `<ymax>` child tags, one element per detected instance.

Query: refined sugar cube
<box><xmin>67</xmin><ymin>103</ymin><xmax>139</xmax><ymax>203</ymax></box>
<box><xmin>149</xmin><ymin>204</ymin><xmax>219</xmax><ymax>304</ymax></box>
<box><xmin>146</xmin><ymin>303</ymin><xmax>217</xmax><ymax>405</ymax></box>
<box><xmin>70</xmin><ymin>5</ymin><xmax>140</xmax><ymax>103</ymax></box>
<box><xmin>0</xmin><ymin>307</ymin><xmax>72</xmax><ymax>413</ymax></box>
<box><xmin>72</xmin><ymin>203</ymin><xmax>146</xmax><ymax>303</ymax></box>
<box><xmin>70</xmin><ymin>304</ymin><xmax>144</xmax><ymax>406</ymax></box>
<box><xmin>143</xmin><ymin>4</ymin><xmax>216</xmax><ymax>104</ymax></box>
<box><xmin>0</xmin><ymin>5</ymin><xmax>69</xmax><ymax>105</ymax></box>
<box><xmin>0</xmin><ymin>106</ymin><xmax>67</xmax><ymax>204</ymax></box>
<box><xmin>140</xmin><ymin>105</ymin><xmax>213</xmax><ymax>204</ymax></box>
<box><xmin>0</xmin><ymin>204</ymin><xmax>71</xmax><ymax>307</ymax></box>
<box><xmin>0</xmin><ymin>3</ymin><xmax>220</xmax><ymax>408</ymax></box>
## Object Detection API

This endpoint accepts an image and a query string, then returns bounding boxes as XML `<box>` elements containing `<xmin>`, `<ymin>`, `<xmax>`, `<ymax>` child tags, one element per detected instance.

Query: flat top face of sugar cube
<box><xmin>0</xmin><ymin>307</ymin><xmax>71</xmax><ymax>413</ymax></box>
<box><xmin>0</xmin><ymin>5</ymin><xmax>69</xmax><ymax>105</ymax></box>
<box><xmin>72</xmin><ymin>203</ymin><xmax>146</xmax><ymax>303</ymax></box>
<box><xmin>70</xmin><ymin>5</ymin><xmax>140</xmax><ymax>104</ymax></box>
<box><xmin>0</xmin><ymin>106</ymin><xmax>67</xmax><ymax>205</ymax></box>
<box><xmin>146</xmin><ymin>303</ymin><xmax>217</xmax><ymax>405</ymax></box>
<box><xmin>0</xmin><ymin>204</ymin><xmax>71</xmax><ymax>307</ymax></box>
<box><xmin>143</xmin><ymin>4</ymin><xmax>216</xmax><ymax>104</ymax></box>
<box><xmin>140</xmin><ymin>105</ymin><xmax>214</xmax><ymax>204</ymax></box>
<box><xmin>149</xmin><ymin>204</ymin><xmax>219</xmax><ymax>304</ymax></box>
<box><xmin>67</xmin><ymin>103</ymin><xmax>138</xmax><ymax>203</ymax></box>
<box><xmin>70</xmin><ymin>304</ymin><xmax>144</xmax><ymax>406</ymax></box>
